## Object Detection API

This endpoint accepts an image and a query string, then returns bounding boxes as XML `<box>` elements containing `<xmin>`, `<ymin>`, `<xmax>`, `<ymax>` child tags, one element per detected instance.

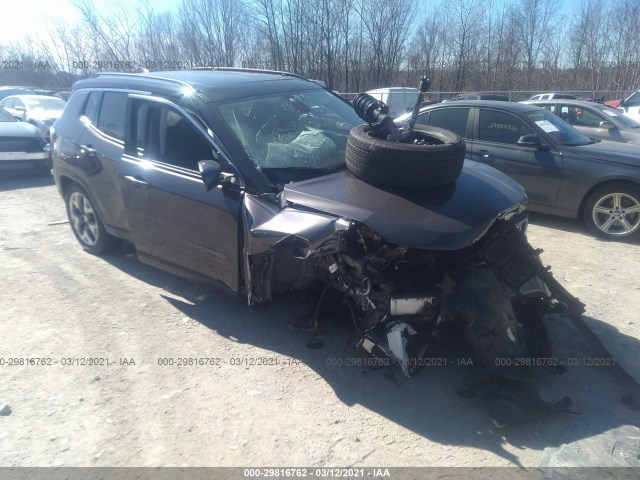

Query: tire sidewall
<box><xmin>65</xmin><ymin>184</ymin><xmax>109</xmax><ymax>254</ymax></box>
<box><xmin>584</xmin><ymin>184</ymin><xmax>640</xmax><ymax>240</ymax></box>
<box><xmin>345</xmin><ymin>124</ymin><xmax>466</xmax><ymax>188</ymax></box>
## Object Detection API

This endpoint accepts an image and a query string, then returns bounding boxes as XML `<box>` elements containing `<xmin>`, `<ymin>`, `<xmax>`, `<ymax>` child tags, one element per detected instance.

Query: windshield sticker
<box><xmin>488</xmin><ymin>122</ymin><xmax>519</xmax><ymax>132</ymax></box>
<box><xmin>603</xmin><ymin>110</ymin><xmax>618</xmax><ymax>117</ymax></box>
<box><xmin>535</xmin><ymin>120</ymin><xmax>559</xmax><ymax>133</ymax></box>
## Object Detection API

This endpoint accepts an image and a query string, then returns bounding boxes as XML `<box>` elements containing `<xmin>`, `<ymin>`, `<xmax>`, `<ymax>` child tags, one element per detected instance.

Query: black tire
<box><xmin>345</xmin><ymin>124</ymin><xmax>466</xmax><ymax>188</ymax></box>
<box><xmin>583</xmin><ymin>183</ymin><xmax>640</xmax><ymax>240</ymax></box>
<box><xmin>64</xmin><ymin>184</ymin><xmax>116</xmax><ymax>254</ymax></box>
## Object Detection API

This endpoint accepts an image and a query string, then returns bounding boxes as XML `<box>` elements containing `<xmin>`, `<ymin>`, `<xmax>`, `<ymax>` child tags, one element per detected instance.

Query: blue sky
<box><xmin>0</xmin><ymin>0</ymin><xmax>179</xmax><ymax>45</ymax></box>
<box><xmin>1</xmin><ymin>0</ymin><xmax>581</xmax><ymax>46</ymax></box>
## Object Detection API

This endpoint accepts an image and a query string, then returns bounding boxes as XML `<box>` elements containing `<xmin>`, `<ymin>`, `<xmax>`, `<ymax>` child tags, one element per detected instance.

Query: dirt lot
<box><xmin>1</xmin><ymin>174</ymin><xmax>639</xmax><ymax>468</ymax></box>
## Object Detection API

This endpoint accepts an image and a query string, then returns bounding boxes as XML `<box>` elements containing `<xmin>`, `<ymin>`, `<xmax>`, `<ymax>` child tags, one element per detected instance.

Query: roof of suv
<box><xmin>72</xmin><ymin>68</ymin><xmax>324</xmax><ymax>102</ymax></box>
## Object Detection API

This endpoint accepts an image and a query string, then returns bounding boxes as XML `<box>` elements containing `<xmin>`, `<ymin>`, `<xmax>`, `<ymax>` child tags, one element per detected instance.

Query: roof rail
<box><xmin>93</xmin><ymin>72</ymin><xmax>192</xmax><ymax>88</ymax></box>
<box><xmin>189</xmin><ymin>66</ymin><xmax>309</xmax><ymax>81</ymax></box>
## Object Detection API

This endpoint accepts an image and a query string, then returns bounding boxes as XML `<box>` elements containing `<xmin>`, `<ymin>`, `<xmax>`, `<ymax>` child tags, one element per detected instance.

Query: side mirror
<box><xmin>198</xmin><ymin>159</ymin><xmax>238</xmax><ymax>191</ymax></box>
<box><xmin>599</xmin><ymin>120</ymin><xmax>615</xmax><ymax>130</ymax></box>
<box><xmin>517</xmin><ymin>134</ymin><xmax>549</xmax><ymax>150</ymax></box>
<box><xmin>14</xmin><ymin>106</ymin><xmax>26</xmax><ymax>112</ymax></box>
<box><xmin>198</xmin><ymin>160</ymin><xmax>221</xmax><ymax>191</ymax></box>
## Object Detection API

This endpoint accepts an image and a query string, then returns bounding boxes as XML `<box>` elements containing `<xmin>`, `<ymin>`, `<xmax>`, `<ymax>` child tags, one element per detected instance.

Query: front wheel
<box><xmin>583</xmin><ymin>184</ymin><xmax>640</xmax><ymax>240</ymax></box>
<box><xmin>65</xmin><ymin>184</ymin><xmax>116</xmax><ymax>254</ymax></box>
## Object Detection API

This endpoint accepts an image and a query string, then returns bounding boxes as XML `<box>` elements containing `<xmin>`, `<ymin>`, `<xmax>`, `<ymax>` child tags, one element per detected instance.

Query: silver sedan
<box><xmin>521</xmin><ymin>99</ymin><xmax>640</xmax><ymax>145</ymax></box>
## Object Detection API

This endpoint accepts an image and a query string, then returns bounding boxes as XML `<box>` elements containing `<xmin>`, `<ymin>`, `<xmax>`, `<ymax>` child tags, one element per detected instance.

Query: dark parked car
<box><xmin>0</xmin><ymin>106</ymin><xmax>51</xmax><ymax>174</ymax></box>
<box><xmin>52</xmin><ymin>70</ymin><xmax>588</xmax><ymax>423</ymax></box>
<box><xmin>397</xmin><ymin>101</ymin><xmax>640</xmax><ymax>240</ymax></box>
<box><xmin>522</xmin><ymin>99</ymin><xmax>640</xmax><ymax>145</ymax></box>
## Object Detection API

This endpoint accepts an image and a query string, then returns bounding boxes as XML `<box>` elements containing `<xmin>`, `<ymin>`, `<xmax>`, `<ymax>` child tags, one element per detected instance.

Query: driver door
<box><xmin>119</xmin><ymin>95</ymin><xmax>243</xmax><ymax>291</ymax></box>
<box><xmin>470</xmin><ymin>108</ymin><xmax>564</xmax><ymax>208</ymax></box>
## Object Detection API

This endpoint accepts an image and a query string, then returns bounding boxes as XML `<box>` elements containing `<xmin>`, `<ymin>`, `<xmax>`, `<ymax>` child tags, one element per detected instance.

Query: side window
<box><xmin>157</xmin><ymin>107</ymin><xmax>213</xmax><ymax>170</ymax></box>
<box><xmin>132</xmin><ymin>101</ymin><xmax>213</xmax><ymax>170</ymax></box>
<box><xmin>574</xmin><ymin>108</ymin><xmax>604</xmax><ymax>128</ymax></box>
<box><xmin>2</xmin><ymin>98</ymin><xmax>14</xmax><ymax>109</ymax></box>
<box><xmin>416</xmin><ymin>111</ymin><xmax>430</xmax><ymax>126</ymax></box>
<box><xmin>540</xmin><ymin>104</ymin><xmax>558</xmax><ymax>115</ymax></box>
<box><xmin>14</xmin><ymin>99</ymin><xmax>25</xmax><ymax>109</ymax></box>
<box><xmin>84</xmin><ymin>91</ymin><xmax>102</xmax><ymax>124</ymax></box>
<box><xmin>427</xmin><ymin>108</ymin><xmax>470</xmax><ymax>137</ymax></box>
<box><xmin>97</xmin><ymin>92</ymin><xmax>127</xmax><ymax>141</ymax></box>
<box><xmin>479</xmin><ymin>110</ymin><xmax>533</xmax><ymax>145</ymax></box>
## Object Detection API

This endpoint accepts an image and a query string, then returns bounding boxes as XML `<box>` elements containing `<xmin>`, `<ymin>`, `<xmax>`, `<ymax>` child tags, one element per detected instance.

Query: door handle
<box><xmin>122</xmin><ymin>175</ymin><xmax>150</xmax><ymax>188</ymax></box>
<box><xmin>79</xmin><ymin>145</ymin><xmax>96</xmax><ymax>156</ymax></box>
<box><xmin>477</xmin><ymin>149</ymin><xmax>492</xmax><ymax>158</ymax></box>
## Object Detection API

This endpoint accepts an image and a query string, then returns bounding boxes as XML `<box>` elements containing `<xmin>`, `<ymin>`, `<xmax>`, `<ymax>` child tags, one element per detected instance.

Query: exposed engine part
<box><xmin>386</xmin><ymin>323</ymin><xmax>418</xmax><ymax>377</ymax></box>
<box><xmin>390</xmin><ymin>295</ymin><xmax>436</xmax><ymax>316</ymax></box>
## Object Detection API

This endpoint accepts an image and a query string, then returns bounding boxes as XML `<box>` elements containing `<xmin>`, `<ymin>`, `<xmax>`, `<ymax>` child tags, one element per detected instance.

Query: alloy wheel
<box><xmin>591</xmin><ymin>192</ymin><xmax>640</xmax><ymax>237</ymax></box>
<box><xmin>69</xmin><ymin>191</ymin><xmax>99</xmax><ymax>246</ymax></box>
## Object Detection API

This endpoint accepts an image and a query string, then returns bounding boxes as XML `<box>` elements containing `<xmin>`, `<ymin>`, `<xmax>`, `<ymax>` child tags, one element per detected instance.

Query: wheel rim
<box><xmin>592</xmin><ymin>192</ymin><xmax>640</xmax><ymax>237</ymax></box>
<box><xmin>69</xmin><ymin>192</ymin><xmax>99</xmax><ymax>246</ymax></box>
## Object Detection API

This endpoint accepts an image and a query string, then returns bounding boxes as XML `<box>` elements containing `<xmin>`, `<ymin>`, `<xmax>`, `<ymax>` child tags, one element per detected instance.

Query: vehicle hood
<box><xmin>31</xmin><ymin>110</ymin><xmax>63</xmax><ymax>121</ymax></box>
<box><xmin>0</xmin><ymin>121</ymin><xmax>41</xmax><ymax>137</ymax></box>
<box><xmin>571</xmin><ymin>139</ymin><xmax>640</xmax><ymax>166</ymax></box>
<box><xmin>282</xmin><ymin>160</ymin><xmax>527</xmax><ymax>250</ymax></box>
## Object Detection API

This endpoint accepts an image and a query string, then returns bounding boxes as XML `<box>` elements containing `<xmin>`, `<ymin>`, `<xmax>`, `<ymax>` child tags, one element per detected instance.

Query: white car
<box><xmin>527</xmin><ymin>93</ymin><xmax>577</xmax><ymax>101</ymax></box>
<box><xmin>618</xmin><ymin>90</ymin><xmax>640</xmax><ymax>123</ymax></box>
<box><xmin>0</xmin><ymin>95</ymin><xmax>66</xmax><ymax>139</ymax></box>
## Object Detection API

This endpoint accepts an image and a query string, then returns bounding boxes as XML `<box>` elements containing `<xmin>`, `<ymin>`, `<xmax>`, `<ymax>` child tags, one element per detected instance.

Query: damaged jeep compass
<box><xmin>52</xmin><ymin>69</ymin><xmax>590</xmax><ymax>424</ymax></box>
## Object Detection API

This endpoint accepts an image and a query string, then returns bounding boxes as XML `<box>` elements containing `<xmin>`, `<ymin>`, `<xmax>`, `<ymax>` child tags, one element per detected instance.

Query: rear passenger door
<box><xmin>471</xmin><ymin>108</ymin><xmax>563</xmax><ymax>207</ymax></box>
<box><xmin>416</xmin><ymin>107</ymin><xmax>472</xmax><ymax>140</ymax></box>
<box><xmin>119</xmin><ymin>95</ymin><xmax>243</xmax><ymax>291</ymax></box>
<box><xmin>70</xmin><ymin>90</ymin><xmax>130</xmax><ymax>233</ymax></box>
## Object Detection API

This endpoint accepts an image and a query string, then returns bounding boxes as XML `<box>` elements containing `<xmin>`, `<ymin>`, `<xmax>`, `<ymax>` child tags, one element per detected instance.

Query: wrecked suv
<box><xmin>52</xmin><ymin>69</ymin><xmax>589</xmax><ymax>423</ymax></box>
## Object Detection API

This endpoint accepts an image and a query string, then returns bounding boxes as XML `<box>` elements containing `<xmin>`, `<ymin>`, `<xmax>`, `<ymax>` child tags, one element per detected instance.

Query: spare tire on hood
<box><xmin>345</xmin><ymin>124</ymin><xmax>466</xmax><ymax>188</ymax></box>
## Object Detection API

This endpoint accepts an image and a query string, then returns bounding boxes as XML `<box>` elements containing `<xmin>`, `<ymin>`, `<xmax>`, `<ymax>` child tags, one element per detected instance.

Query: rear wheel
<box><xmin>583</xmin><ymin>184</ymin><xmax>640</xmax><ymax>240</ymax></box>
<box><xmin>65</xmin><ymin>184</ymin><xmax>116</xmax><ymax>254</ymax></box>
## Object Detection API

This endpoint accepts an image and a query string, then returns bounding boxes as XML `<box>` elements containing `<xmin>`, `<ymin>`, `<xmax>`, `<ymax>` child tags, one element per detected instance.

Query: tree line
<box><xmin>1</xmin><ymin>0</ymin><xmax>639</xmax><ymax>99</ymax></box>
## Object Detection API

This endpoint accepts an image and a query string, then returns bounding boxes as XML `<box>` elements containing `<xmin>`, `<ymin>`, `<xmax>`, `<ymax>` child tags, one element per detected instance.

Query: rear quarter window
<box><xmin>97</xmin><ymin>92</ymin><xmax>127</xmax><ymax>141</ymax></box>
<box><xmin>426</xmin><ymin>108</ymin><xmax>470</xmax><ymax>137</ymax></box>
<box><xmin>84</xmin><ymin>91</ymin><xmax>102</xmax><ymax>124</ymax></box>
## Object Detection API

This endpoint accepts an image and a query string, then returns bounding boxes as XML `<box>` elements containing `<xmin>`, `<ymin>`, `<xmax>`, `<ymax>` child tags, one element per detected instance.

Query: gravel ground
<box><xmin>1</xmin><ymin>174</ymin><xmax>639</xmax><ymax>468</ymax></box>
